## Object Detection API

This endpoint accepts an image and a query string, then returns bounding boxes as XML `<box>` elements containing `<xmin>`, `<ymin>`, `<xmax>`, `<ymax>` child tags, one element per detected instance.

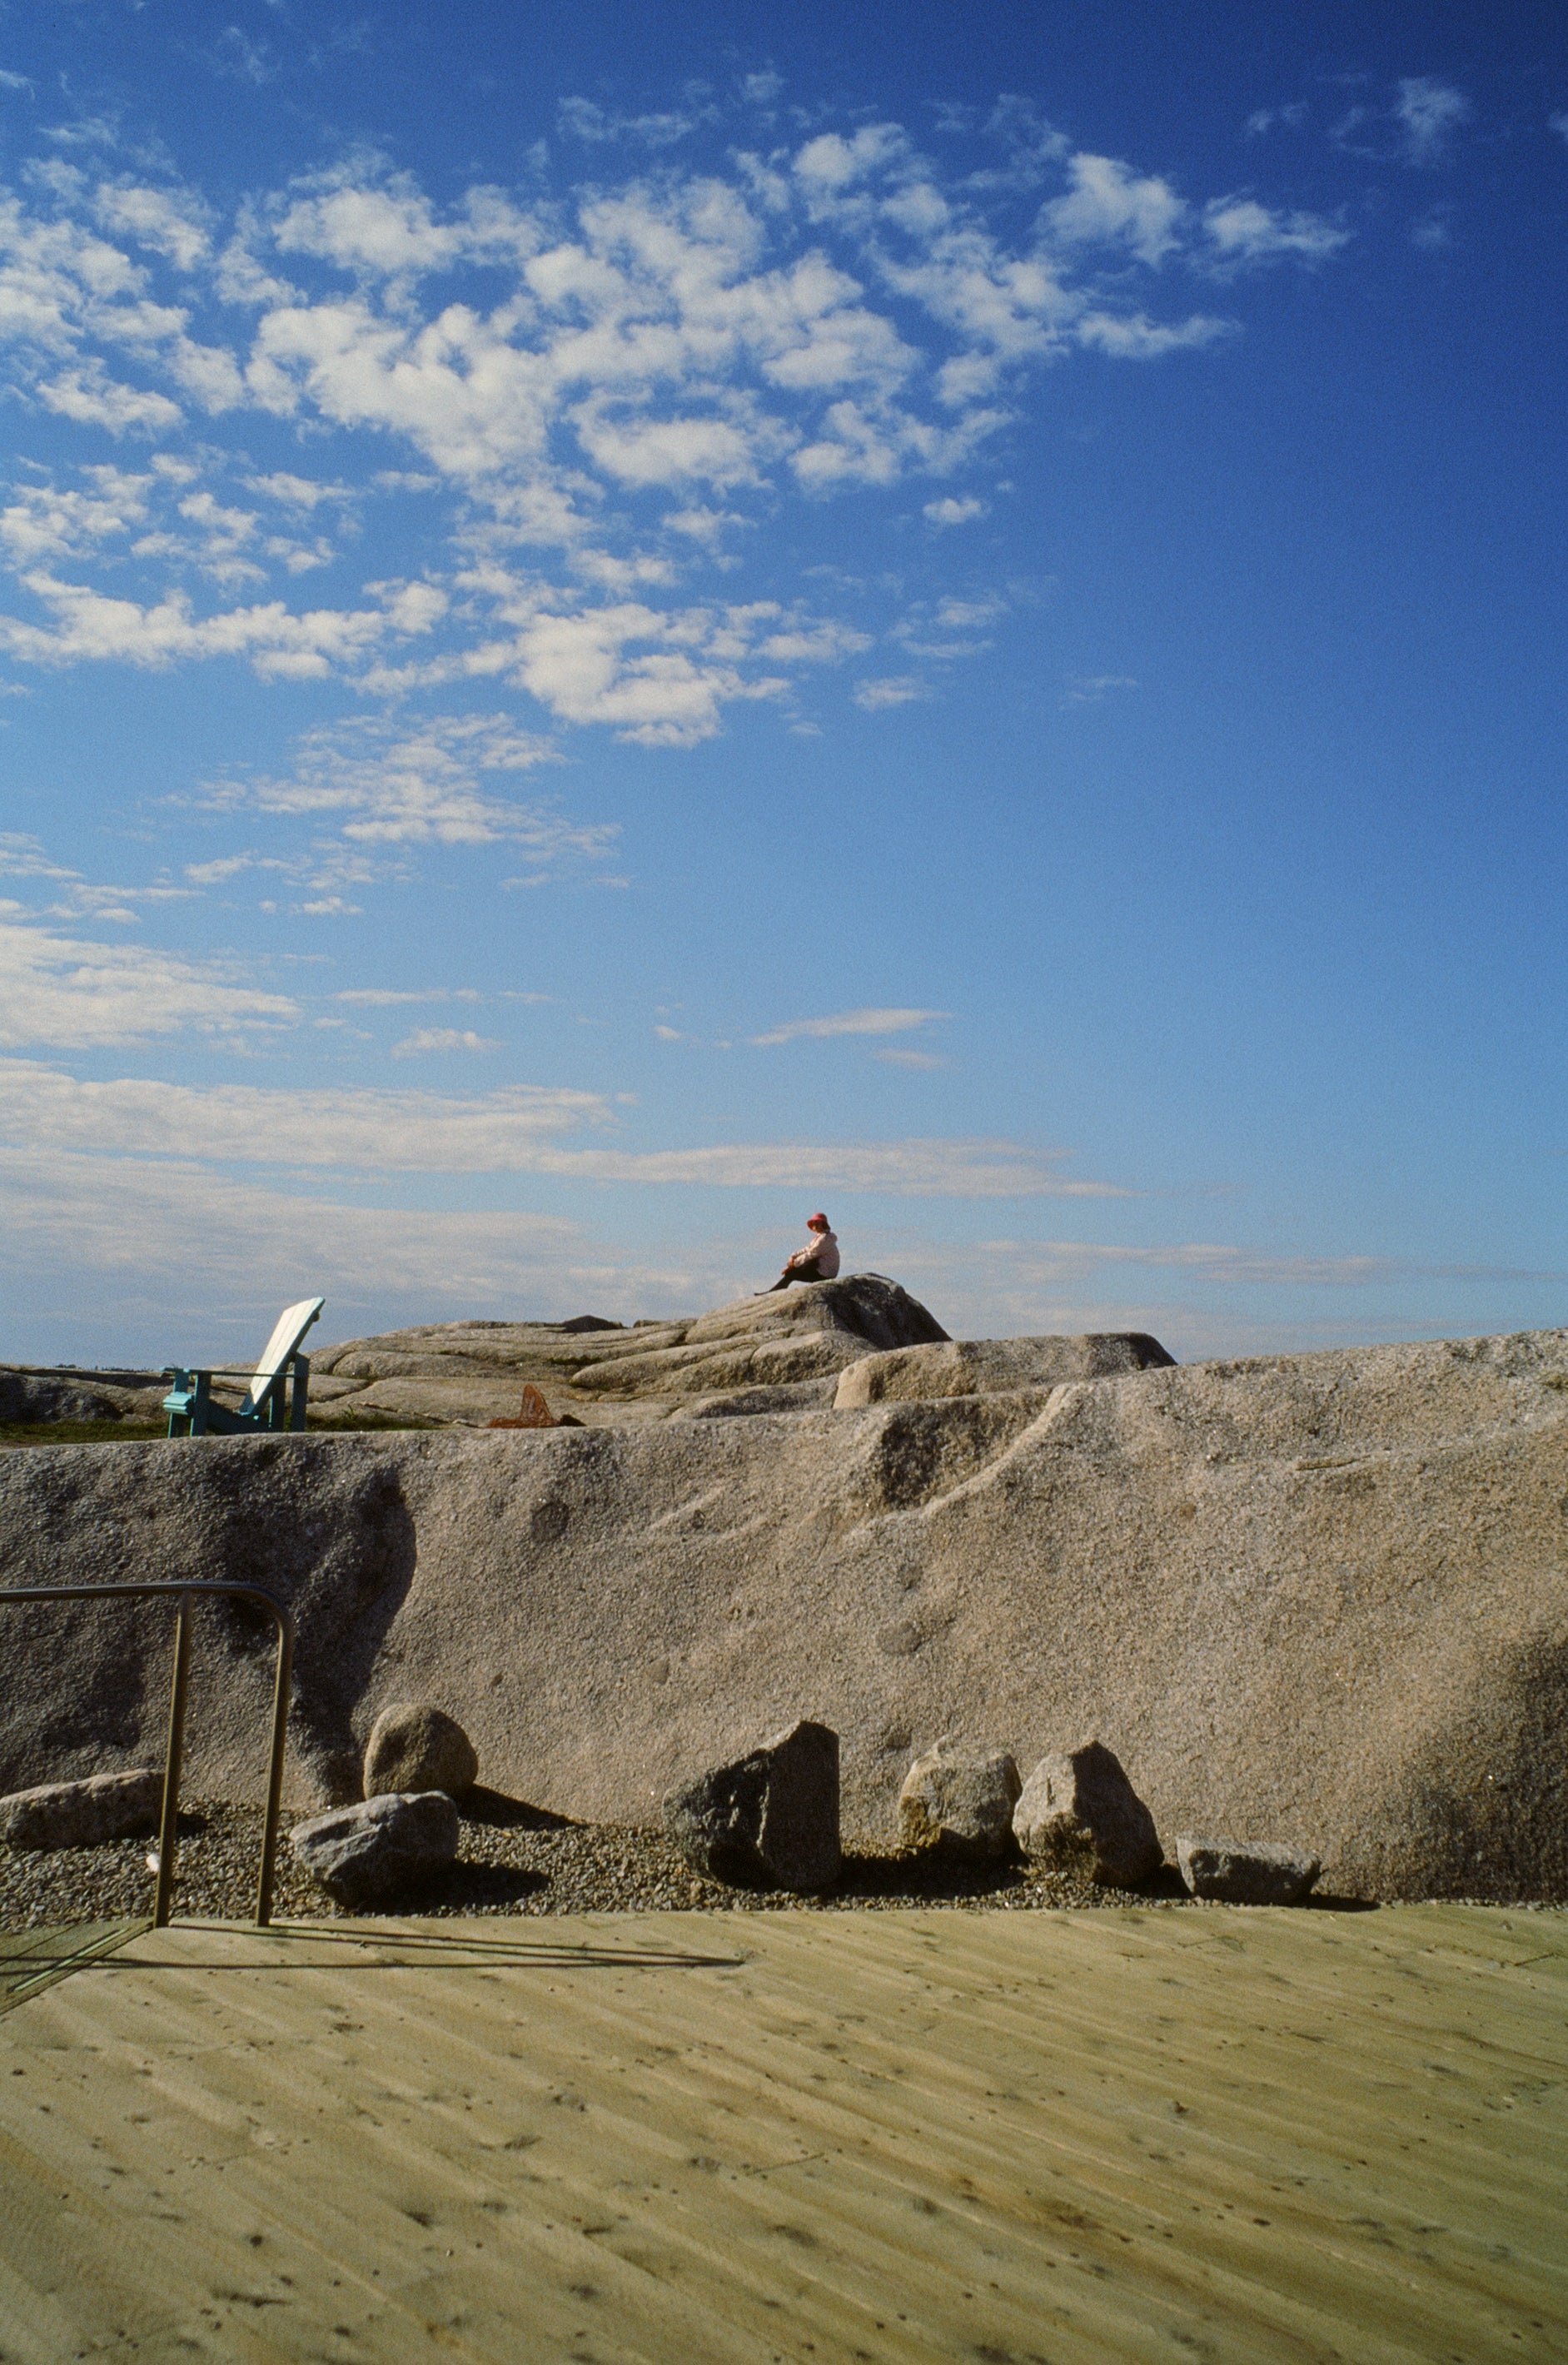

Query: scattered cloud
<box><xmin>923</xmin><ymin>495</ymin><xmax>988</xmax><ymax>526</ymax></box>
<box><xmin>749</xmin><ymin>1005</ymin><xmax>947</xmax><ymax>1047</ymax></box>
<box><xmin>854</xmin><ymin>674</ymin><xmax>928</xmax><ymax>710</ymax></box>
<box><xmin>0</xmin><ymin>102</ymin><xmax>1350</xmax><ymax>736</ymax></box>
<box><xmin>391</xmin><ymin>1027</ymin><xmax>500</xmax><ymax>1058</ymax></box>
<box><xmin>0</xmin><ymin>1055</ymin><xmax>1125</xmax><ymax>1197</ymax></box>
<box><xmin>0</xmin><ymin>914</ymin><xmax>296</xmax><ymax>1048</ymax></box>
<box><xmin>1061</xmin><ymin>672</ymin><xmax>1137</xmax><ymax>708</ymax></box>
<box><xmin>1396</xmin><ymin>77</ymin><xmax>1471</xmax><ymax>166</ymax></box>
<box><xmin>198</xmin><ymin>712</ymin><xmax>610</xmax><ymax>856</ymax></box>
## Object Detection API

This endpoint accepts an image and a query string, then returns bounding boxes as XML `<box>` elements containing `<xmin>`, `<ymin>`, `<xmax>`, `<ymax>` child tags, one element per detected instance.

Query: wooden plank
<box><xmin>0</xmin><ymin>1918</ymin><xmax>149</xmax><ymax>2014</ymax></box>
<box><xmin>0</xmin><ymin>1907</ymin><xmax>1561</xmax><ymax>2363</ymax></box>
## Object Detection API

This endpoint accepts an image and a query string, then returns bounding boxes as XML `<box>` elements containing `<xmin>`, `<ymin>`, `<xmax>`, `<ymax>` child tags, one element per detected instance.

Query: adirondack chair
<box><xmin>162</xmin><ymin>1297</ymin><xmax>325</xmax><ymax>1438</ymax></box>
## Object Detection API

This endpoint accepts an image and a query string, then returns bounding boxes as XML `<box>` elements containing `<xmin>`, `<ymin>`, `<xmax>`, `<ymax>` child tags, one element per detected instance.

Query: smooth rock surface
<box><xmin>1013</xmin><ymin>1741</ymin><xmax>1163</xmax><ymax>1888</ymax></box>
<box><xmin>664</xmin><ymin>1720</ymin><xmax>841</xmax><ymax>1891</ymax></box>
<box><xmin>1177</xmin><ymin>1836</ymin><xmax>1322</xmax><ymax>1904</ymax></box>
<box><xmin>835</xmin><ymin>1332</ymin><xmax>1174</xmax><ymax>1408</ymax></box>
<box><xmin>0</xmin><ymin>1768</ymin><xmax>162</xmax><ymax>1849</ymax></box>
<box><xmin>308</xmin><ymin>1276</ymin><xmax>948</xmax><ymax>1426</ymax></box>
<box><xmin>362</xmin><ymin>1704</ymin><xmax>478</xmax><ymax>1800</ymax></box>
<box><xmin>291</xmin><ymin>1790</ymin><xmax>459</xmax><ymax>1906</ymax></box>
<box><xmin>898</xmin><ymin>1737</ymin><xmax>1022</xmax><ymax>1857</ymax></box>
<box><xmin>3</xmin><ymin>1326</ymin><xmax>1568</xmax><ymax>1899</ymax></box>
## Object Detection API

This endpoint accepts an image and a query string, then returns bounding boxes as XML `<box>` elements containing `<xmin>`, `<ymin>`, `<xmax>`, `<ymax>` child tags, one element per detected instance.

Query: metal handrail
<box><xmin>0</xmin><ymin>1582</ymin><xmax>296</xmax><ymax>1929</ymax></box>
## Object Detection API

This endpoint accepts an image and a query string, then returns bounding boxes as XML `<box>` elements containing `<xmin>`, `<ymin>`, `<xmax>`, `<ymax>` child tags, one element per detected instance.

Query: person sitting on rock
<box><xmin>764</xmin><ymin>1212</ymin><xmax>840</xmax><ymax>1291</ymax></box>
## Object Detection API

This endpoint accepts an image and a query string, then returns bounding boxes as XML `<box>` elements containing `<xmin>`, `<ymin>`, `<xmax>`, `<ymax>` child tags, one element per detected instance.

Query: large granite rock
<box><xmin>306</xmin><ymin>1276</ymin><xmax>948</xmax><ymax>1426</ymax></box>
<box><xmin>663</xmin><ymin>1720</ymin><xmax>841</xmax><ymax>1891</ymax></box>
<box><xmin>1013</xmin><ymin>1741</ymin><xmax>1163</xmax><ymax>1888</ymax></box>
<box><xmin>836</xmin><ymin>1333</ymin><xmax>1173</xmax><ymax>1408</ymax></box>
<box><xmin>898</xmin><ymin>1737</ymin><xmax>1022</xmax><ymax>1857</ymax></box>
<box><xmin>0</xmin><ymin>1768</ymin><xmax>162</xmax><ymax>1849</ymax></box>
<box><xmin>291</xmin><ymin>1790</ymin><xmax>459</xmax><ymax>1906</ymax></box>
<box><xmin>363</xmin><ymin>1704</ymin><xmax>477</xmax><ymax>1800</ymax></box>
<box><xmin>3</xmin><ymin>1326</ymin><xmax>1568</xmax><ymax>1900</ymax></box>
<box><xmin>1177</xmin><ymin>1836</ymin><xmax>1321</xmax><ymax>1904</ymax></box>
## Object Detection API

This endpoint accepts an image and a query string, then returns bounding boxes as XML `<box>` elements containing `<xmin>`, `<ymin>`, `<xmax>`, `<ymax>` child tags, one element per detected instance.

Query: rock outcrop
<box><xmin>1013</xmin><ymin>1742</ymin><xmax>1164</xmax><ymax>1888</ymax></box>
<box><xmin>305</xmin><ymin>1276</ymin><xmax>950</xmax><ymax>1426</ymax></box>
<box><xmin>2</xmin><ymin>1325</ymin><xmax>1567</xmax><ymax>1900</ymax></box>
<box><xmin>663</xmin><ymin>1720</ymin><xmax>841</xmax><ymax>1891</ymax></box>
<box><xmin>291</xmin><ymin>1790</ymin><xmax>459</xmax><ymax>1906</ymax></box>
<box><xmin>836</xmin><ymin>1332</ymin><xmax>1173</xmax><ymax>1408</ymax></box>
<box><xmin>897</xmin><ymin>1737</ymin><xmax>1021</xmax><ymax>1857</ymax></box>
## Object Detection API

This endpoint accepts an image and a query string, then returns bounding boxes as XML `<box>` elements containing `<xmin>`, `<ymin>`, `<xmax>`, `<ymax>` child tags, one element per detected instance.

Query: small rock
<box><xmin>898</xmin><ymin>1736</ymin><xmax>1021</xmax><ymax>1858</ymax></box>
<box><xmin>0</xmin><ymin>1768</ymin><xmax>162</xmax><ymax>1850</ymax></box>
<box><xmin>291</xmin><ymin>1791</ymin><xmax>459</xmax><ymax>1907</ymax></box>
<box><xmin>1013</xmin><ymin>1740</ymin><xmax>1162</xmax><ymax>1887</ymax></box>
<box><xmin>663</xmin><ymin>1719</ymin><xmax>841</xmax><ymax>1892</ymax></box>
<box><xmin>363</xmin><ymin>1704</ymin><xmax>478</xmax><ymax>1800</ymax></box>
<box><xmin>1176</xmin><ymin>1836</ymin><xmax>1321</xmax><ymax>1905</ymax></box>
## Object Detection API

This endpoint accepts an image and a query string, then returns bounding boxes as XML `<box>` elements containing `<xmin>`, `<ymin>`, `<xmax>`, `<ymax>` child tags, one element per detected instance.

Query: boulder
<box><xmin>1013</xmin><ymin>1741</ymin><xmax>1162</xmax><ymax>1888</ymax></box>
<box><xmin>834</xmin><ymin>1333</ymin><xmax>1173</xmax><ymax>1409</ymax></box>
<box><xmin>0</xmin><ymin>1768</ymin><xmax>162</xmax><ymax>1850</ymax></box>
<box><xmin>291</xmin><ymin>1790</ymin><xmax>459</xmax><ymax>1907</ymax></box>
<box><xmin>363</xmin><ymin>1704</ymin><xmax>478</xmax><ymax>1800</ymax></box>
<box><xmin>664</xmin><ymin>1720</ymin><xmax>841</xmax><ymax>1891</ymax></box>
<box><xmin>898</xmin><ymin>1736</ymin><xmax>1022</xmax><ymax>1857</ymax></box>
<box><xmin>1177</xmin><ymin>1836</ymin><xmax>1321</xmax><ymax>1905</ymax></box>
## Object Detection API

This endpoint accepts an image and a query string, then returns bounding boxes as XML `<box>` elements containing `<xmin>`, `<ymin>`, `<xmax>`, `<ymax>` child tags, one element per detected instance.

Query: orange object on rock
<box><xmin>488</xmin><ymin>1384</ymin><xmax>555</xmax><ymax>1429</ymax></box>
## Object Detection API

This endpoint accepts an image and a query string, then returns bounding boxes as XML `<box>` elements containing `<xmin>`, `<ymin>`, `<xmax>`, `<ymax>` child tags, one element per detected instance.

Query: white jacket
<box><xmin>787</xmin><ymin>1227</ymin><xmax>839</xmax><ymax>1277</ymax></box>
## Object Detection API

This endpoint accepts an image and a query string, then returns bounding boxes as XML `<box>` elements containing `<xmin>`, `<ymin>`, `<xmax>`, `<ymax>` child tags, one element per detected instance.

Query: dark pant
<box><xmin>767</xmin><ymin>1261</ymin><xmax>826</xmax><ymax>1291</ymax></box>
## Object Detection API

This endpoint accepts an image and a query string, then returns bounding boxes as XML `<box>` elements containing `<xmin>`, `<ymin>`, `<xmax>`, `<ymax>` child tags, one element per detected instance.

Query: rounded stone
<box><xmin>363</xmin><ymin>1703</ymin><xmax>478</xmax><ymax>1800</ymax></box>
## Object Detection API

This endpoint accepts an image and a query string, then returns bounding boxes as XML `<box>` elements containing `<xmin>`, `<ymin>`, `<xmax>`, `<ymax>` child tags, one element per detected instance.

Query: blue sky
<box><xmin>1</xmin><ymin>0</ymin><xmax>1564</xmax><ymax>1364</ymax></box>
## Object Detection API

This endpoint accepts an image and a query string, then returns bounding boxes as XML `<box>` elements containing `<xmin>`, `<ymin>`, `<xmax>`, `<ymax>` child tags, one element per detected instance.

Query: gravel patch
<box><xmin>12</xmin><ymin>1793</ymin><xmax>1546</xmax><ymax>1929</ymax></box>
<box><xmin>2</xmin><ymin>1790</ymin><xmax>1207</xmax><ymax>1928</ymax></box>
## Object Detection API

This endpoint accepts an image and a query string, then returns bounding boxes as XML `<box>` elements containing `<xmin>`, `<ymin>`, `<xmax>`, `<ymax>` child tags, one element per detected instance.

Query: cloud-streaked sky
<box><xmin>2</xmin><ymin>0</ymin><xmax>1565</xmax><ymax>1362</ymax></box>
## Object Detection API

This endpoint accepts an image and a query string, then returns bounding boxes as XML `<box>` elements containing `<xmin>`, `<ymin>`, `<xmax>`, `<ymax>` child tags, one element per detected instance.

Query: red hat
<box><xmin>807</xmin><ymin>1212</ymin><xmax>829</xmax><ymax>1227</ymax></box>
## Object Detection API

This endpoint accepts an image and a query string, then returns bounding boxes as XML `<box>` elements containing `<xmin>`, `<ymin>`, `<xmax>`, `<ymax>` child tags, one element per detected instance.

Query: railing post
<box><xmin>255</xmin><ymin>1606</ymin><xmax>295</xmax><ymax>1928</ymax></box>
<box><xmin>153</xmin><ymin>1591</ymin><xmax>194</xmax><ymax>1929</ymax></box>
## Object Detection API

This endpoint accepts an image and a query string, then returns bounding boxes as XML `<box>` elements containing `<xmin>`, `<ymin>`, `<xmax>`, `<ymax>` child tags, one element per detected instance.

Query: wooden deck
<box><xmin>0</xmin><ymin>1904</ymin><xmax>1563</xmax><ymax>2362</ymax></box>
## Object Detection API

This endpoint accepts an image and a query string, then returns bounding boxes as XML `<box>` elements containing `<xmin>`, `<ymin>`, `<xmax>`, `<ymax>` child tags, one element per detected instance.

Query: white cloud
<box><xmin>1396</xmin><ymin>78</ymin><xmax>1471</xmax><ymax>165</ymax></box>
<box><xmin>854</xmin><ymin>674</ymin><xmax>928</xmax><ymax>710</ymax></box>
<box><xmin>1043</xmin><ymin>152</ymin><xmax>1186</xmax><ymax>265</ymax></box>
<box><xmin>0</xmin><ymin>916</ymin><xmax>296</xmax><ymax>1048</ymax></box>
<box><xmin>92</xmin><ymin>182</ymin><xmax>212</xmax><ymax>271</ymax></box>
<box><xmin>0</xmin><ymin>109</ymin><xmax>1353</xmax><ymax>743</ymax></box>
<box><xmin>1061</xmin><ymin>672</ymin><xmax>1137</xmax><ymax>708</ymax></box>
<box><xmin>923</xmin><ymin>495</ymin><xmax>987</xmax><ymax>526</ymax></box>
<box><xmin>749</xmin><ymin>1006</ymin><xmax>947</xmax><ymax>1047</ymax></box>
<box><xmin>36</xmin><ymin>361</ymin><xmax>182</xmax><ymax>434</ymax></box>
<box><xmin>0</xmin><ymin>1058</ymin><xmax>1123</xmax><ymax>1197</ymax></box>
<box><xmin>391</xmin><ymin>1027</ymin><xmax>500</xmax><ymax>1057</ymax></box>
<box><xmin>200</xmin><ymin>711</ymin><xmax>611</xmax><ymax>857</ymax></box>
<box><xmin>1203</xmin><ymin>198</ymin><xmax>1348</xmax><ymax>264</ymax></box>
<box><xmin>0</xmin><ymin>1058</ymin><xmax>605</xmax><ymax>1168</ymax></box>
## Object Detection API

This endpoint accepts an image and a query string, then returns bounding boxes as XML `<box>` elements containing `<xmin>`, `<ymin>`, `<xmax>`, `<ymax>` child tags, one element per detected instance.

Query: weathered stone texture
<box><xmin>898</xmin><ymin>1737</ymin><xmax>1022</xmax><ymax>1857</ymax></box>
<box><xmin>2</xmin><ymin>1325</ymin><xmax>1567</xmax><ymax>1900</ymax></box>
<box><xmin>1013</xmin><ymin>1742</ymin><xmax>1163</xmax><ymax>1888</ymax></box>
<box><xmin>663</xmin><ymin>1720</ymin><xmax>841</xmax><ymax>1891</ymax></box>
<box><xmin>1177</xmin><ymin>1837</ymin><xmax>1321</xmax><ymax>1904</ymax></box>
<box><xmin>363</xmin><ymin>1704</ymin><xmax>478</xmax><ymax>1800</ymax></box>
<box><xmin>291</xmin><ymin>1791</ymin><xmax>459</xmax><ymax>1907</ymax></box>
<box><xmin>0</xmin><ymin>1768</ymin><xmax>162</xmax><ymax>1850</ymax></box>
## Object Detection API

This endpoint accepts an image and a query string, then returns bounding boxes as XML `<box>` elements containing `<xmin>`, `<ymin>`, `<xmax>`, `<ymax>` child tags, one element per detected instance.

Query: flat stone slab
<box><xmin>1177</xmin><ymin>1836</ymin><xmax>1322</xmax><ymax>1904</ymax></box>
<box><xmin>0</xmin><ymin>1770</ymin><xmax>162</xmax><ymax>1850</ymax></box>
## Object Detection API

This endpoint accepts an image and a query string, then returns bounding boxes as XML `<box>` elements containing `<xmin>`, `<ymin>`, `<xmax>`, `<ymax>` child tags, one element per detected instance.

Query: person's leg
<box><xmin>766</xmin><ymin>1260</ymin><xmax>824</xmax><ymax>1290</ymax></box>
